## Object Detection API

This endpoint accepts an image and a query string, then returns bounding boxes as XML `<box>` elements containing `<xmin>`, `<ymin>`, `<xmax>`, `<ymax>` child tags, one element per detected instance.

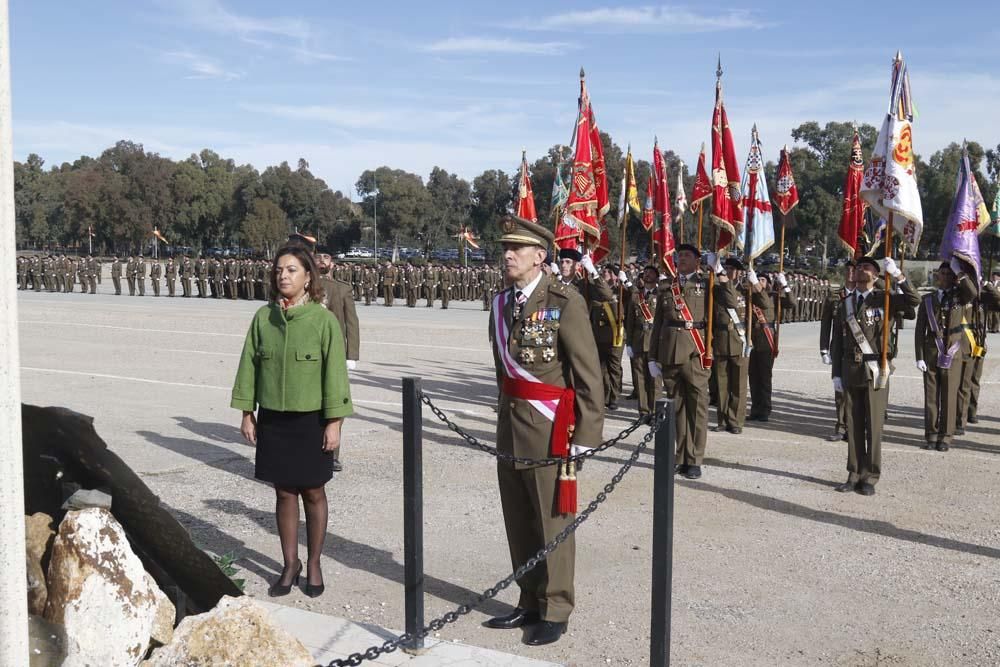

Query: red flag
<box><xmin>516</xmin><ymin>150</ymin><xmax>537</xmax><ymax>222</ymax></box>
<box><xmin>653</xmin><ymin>139</ymin><xmax>671</xmax><ymax>224</ymax></box>
<box><xmin>710</xmin><ymin>78</ymin><xmax>742</xmax><ymax>250</ymax></box>
<box><xmin>588</xmin><ymin>104</ymin><xmax>610</xmax><ymax>220</ymax></box>
<box><xmin>642</xmin><ymin>168</ymin><xmax>655</xmax><ymax>232</ymax></box>
<box><xmin>773</xmin><ymin>146</ymin><xmax>799</xmax><ymax>215</ymax></box>
<box><xmin>839</xmin><ymin>130</ymin><xmax>867</xmax><ymax>256</ymax></box>
<box><xmin>689</xmin><ymin>143</ymin><xmax>712</xmax><ymax>213</ymax></box>
<box><xmin>565</xmin><ymin>81</ymin><xmax>601</xmax><ymax>241</ymax></box>
<box><xmin>591</xmin><ymin>227</ymin><xmax>611</xmax><ymax>265</ymax></box>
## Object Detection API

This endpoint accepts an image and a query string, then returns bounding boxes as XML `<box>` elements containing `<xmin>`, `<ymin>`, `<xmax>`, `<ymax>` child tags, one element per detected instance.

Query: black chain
<box><xmin>420</xmin><ymin>392</ymin><xmax>652</xmax><ymax>467</ymax></box>
<box><xmin>326</xmin><ymin>407</ymin><xmax>666</xmax><ymax>667</ymax></box>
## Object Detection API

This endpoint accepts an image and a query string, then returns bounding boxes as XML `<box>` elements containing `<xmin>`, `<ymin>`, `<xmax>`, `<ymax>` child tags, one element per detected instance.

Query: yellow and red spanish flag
<box><xmin>563</xmin><ymin>69</ymin><xmax>608</xmax><ymax>248</ymax></box>
<box><xmin>689</xmin><ymin>142</ymin><xmax>712</xmax><ymax>213</ymax></box>
<box><xmin>652</xmin><ymin>140</ymin><xmax>677</xmax><ymax>275</ymax></box>
<box><xmin>773</xmin><ymin>146</ymin><xmax>799</xmax><ymax>216</ymax></box>
<box><xmin>838</xmin><ymin>128</ymin><xmax>867</xmax><ymax>256</ymax></box>
<box><xmin>458</xmin><ymin>225</ymin><xmax>480</xmax><ymax>249</ymax></box>
<box><xmin>710</xmin><ymin>61</ymin><xmax>743</xmax><ymax>250</ymax></box>
<box><xmin>153</xmin><ymin>227</ymin><xmax>168</xmax><ymax>243</ymax></box>
<box><xmin>516</xmin><ymin>150</ymin><xmax>537</xmax><ymax>222</ymax></box>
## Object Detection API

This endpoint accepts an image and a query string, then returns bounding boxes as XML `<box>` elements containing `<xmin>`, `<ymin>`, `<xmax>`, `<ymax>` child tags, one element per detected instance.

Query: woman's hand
<box><xmin>240</xmin><ymin>411</ymin><xmax>257</xmax><ymax>445</ymax></box>
<box><xmin>323</xmin><ymin>419</ymin><xmax>343</xmax><ymax>452</ymax></box>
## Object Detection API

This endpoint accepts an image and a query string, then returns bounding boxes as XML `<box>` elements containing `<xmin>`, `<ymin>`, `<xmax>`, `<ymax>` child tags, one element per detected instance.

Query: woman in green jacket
<box><xmin>231</xmin><ymin>244</ymin><xmax>353</xmax><ymax>598</ymax></box>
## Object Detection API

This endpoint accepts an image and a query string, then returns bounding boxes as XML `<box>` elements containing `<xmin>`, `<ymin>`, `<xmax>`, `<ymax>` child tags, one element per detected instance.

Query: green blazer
<box><xmin>231</xmin><ymin>302</ymin><xmax>354</xmax><ymax>420</ymax></box>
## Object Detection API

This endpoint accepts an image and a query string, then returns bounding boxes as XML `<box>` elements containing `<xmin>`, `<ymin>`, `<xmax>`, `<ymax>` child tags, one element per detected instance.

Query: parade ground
<box><xmin>16</xmin><ymin>286</ymin><xmax>1000</xmax><ymax>666</ymax></box>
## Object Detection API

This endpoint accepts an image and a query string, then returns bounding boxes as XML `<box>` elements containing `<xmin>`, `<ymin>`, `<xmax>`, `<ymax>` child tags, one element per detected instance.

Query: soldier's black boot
<box><xmin>524</xmin><ymin>621</ymin><xmax>567</xmax><ymax>646</ymax></box>
<box><xmin>484</xmin><ymin>608</ymin><xmax>540</xmax><ymax>629</ymax></box>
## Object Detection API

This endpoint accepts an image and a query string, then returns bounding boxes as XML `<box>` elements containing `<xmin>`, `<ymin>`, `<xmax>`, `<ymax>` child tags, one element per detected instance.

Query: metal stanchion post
<box><xmin>650</xmin><ymin>399</ymin><xmax>676</xmax><ymax>666</ymax></box>
<box><xmin>402</xmin><ymin>377</ymin><xmax>425</xmax><ymax>651</ymax></box>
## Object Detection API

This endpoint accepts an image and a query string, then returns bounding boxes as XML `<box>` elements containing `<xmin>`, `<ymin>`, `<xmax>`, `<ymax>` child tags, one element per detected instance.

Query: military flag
<box><xmin>551</xmin><ymin>153</ymin><xmax>570</xmax><ymax>213</ymax></box>
<box><xmin>710</xmin><ymin>60</ymin><xmax>743</xmax><ymax>250</ymax></box>
<box><xmin>652</xmin><ymin>143</ymin><xmax>677</xmax><ymax>275</ymax></box>
<box><xmin>862</xmin><ymin>212</ymin><xmax>886</xmax><ymax>257</ymax></box>
<box><xmin>861</xmin><ymin>51</ymin><xmax>923</xmax><ymax>251</ymax></box>
<box><xmin>969</xmin><ymin>171</ymin><xmax>991</xmax><ymax>234</ymax></box>
<box><xmin>737</xmin><ymin>125</ymin><xmax>774</xmax><ymax>262</ymax></box>
<box><xmin>675</xmin><ymin>162</ymin><xmax>688</xmax><ymax>216</ymax></box>
<box><xmin>839</xmin><ymin>128</ymin><xmax>868</xmax><ymax>255</ymax></box>
<box><xmin>516</xmin><ymin>150</ymin><xmax>537</xmax><ymax>222</ymax></box>
<box><xmin>153</xmin><ymin>227</ymin><xmax>168</xmax><ymax>243</ymax></box>
<box><xmin>456</xmin><ymin>225</ymin><xmax>480</xmax><ymax>250</ymax></box>
<box><xmin>939</xmin><ymin>147</ymin><xmax>983</xmax><ymax>284</ymax></box>
<box><xmin>773</xmin><ymin>147</ymin><xmax>799</xmax><ymax>215</ymax></box>
<box><xmin>563</xmin><ymin>70</ymin><xmax>606</xmax><ymax>246</ymax></box>
<box><xmin>642</xmin><ymin>167</ymin><xmax>655</xmax><ymax>232</ymax></box>
<box><xmin>689</xmin><ymin>143</ymin><xmax>712</xmax><ymax>212</ymax></box>
<box><xmin>623</xmin><ymin>146</ymin><xmax>641</xmax><ymax>222</ymax></box>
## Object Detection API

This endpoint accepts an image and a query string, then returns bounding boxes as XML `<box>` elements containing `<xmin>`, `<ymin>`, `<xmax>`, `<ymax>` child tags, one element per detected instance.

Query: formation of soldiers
<box><xmin>16</xmin><ymin>254</ymin><xmax>102</xmax><ymax>293</ymax></box>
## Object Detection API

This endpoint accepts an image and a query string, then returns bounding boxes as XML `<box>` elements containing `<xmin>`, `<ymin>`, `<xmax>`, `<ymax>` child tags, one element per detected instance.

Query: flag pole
<box><xmin>880</xmin><ymin>212</ymin><xmax>894</xmax><ymax>386</ymax></box>
<box><xmin>775</xmin><ymin>214</ymin><xmax>785</xmax><ymax>354</ymax></box>
<box><xmin>697</xmin><ymin>206</ymin><xmax>703</xmax><ymax>249</ymax></box>
<box><xmin>706</xmin><ymin>221</ymin><xmax>716</xmax><ymax>364</ymax></box>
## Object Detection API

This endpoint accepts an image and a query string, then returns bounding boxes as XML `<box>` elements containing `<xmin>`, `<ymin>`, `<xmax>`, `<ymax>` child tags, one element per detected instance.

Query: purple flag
<box><xmin>939</xmin><ymin>149</ymin><xmax>982</xmax><ymax>284</ymax></box>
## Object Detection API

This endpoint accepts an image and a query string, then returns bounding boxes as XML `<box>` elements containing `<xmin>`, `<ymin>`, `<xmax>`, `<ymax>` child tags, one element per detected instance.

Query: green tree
<box><xmin>471</xmin><ymin>169</ymin><xmax>513</xmax><ymax>256</ymax></box>
<box><xmin>241</xmin><ymin>198</ymin><xmax>288</xmax><ymax>257</ymax></box>
<box><xmin>356</xmin><ymin>167</ymin><xmax>432</xmax><ymax>251</ymax></box>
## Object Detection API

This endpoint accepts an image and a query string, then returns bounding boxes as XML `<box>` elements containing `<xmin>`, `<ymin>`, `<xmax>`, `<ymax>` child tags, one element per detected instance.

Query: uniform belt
<box><xmin>667</xmin><ymin>321</ymin><xmax>706</xmax><ymax>330</ymax></box>
<box><xmin>947</xmin><ymin>324</ymin><xmax>971</xmax><ymax>335</ymax></box>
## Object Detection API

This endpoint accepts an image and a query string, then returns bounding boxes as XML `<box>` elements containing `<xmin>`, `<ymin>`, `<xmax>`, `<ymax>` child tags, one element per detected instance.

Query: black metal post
<box><xmin>402</xmin><ymin>377</ymin><xmax>424</xmax><ymax>651</ymax></box>
<box><xmin>650</xmin><ymin>399</ymin><xmax>676</xmax><ymax>666</ymax></box>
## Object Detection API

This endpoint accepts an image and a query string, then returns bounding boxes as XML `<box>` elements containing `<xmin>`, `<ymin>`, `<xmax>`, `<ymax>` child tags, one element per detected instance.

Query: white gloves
<box><xmin>949</xmin><ymin>256</ymin><xmax>964</xmax><ymax>277</ymax></box>
<box><xmin>821</xmin><ymin>351</ymin><xmax>832</xmax><ymax>365</ymax></box>
<box><xmin>626</xmin><ymin>345</ymin><xmax>635</xmax><ymax>359</ymax></box>
<box><xmin>884</xmin><ymin>257</ymin><xmax>902</xmax><ymax>279</ymax></box>
<box><xmin>776</xmin><ymin>272</ymin><xmax>788</xmax><ymax>287</ymax></box>
<box><xmin>833</xmin><ymin>377</ymin><xmax>843</xmax><ymax>394</ymax></box>
<box><xmin>648</xmin><ymin>361</ymin><xmax>662</xmax><ymax>378</ymax></box>
<box><xmin>580</xmin><ymin>254</ymin><xmax>598</xmax><ymax>277</ymax></box>
<box><xmin>659</xmin><ymin>273</ymin><xmax>670</xmax><ymax>282</ymax></box>
<box><xmin>746</xmin><ymin>269</ymin><xmax>759</xmax><ymax>286</ymax></box>
<box><xmin>705</xmin><ymin>252</ymin><xmax>723</xmax><ymax>274</ymax></box>
<box><xmin>346</xmin><ymin>360</ymin><xmax>357</xmax><ymax>370</ymax></box>
<box><xmin>550</xmin><ymin>262</ymin><xmax>559</xmax><ymax>274</ymax></box>
<box><xmin>916</xmin><ymin>360</ymin><xmax>927</xmax><ymax>373</ymax></box>
<box><xmin>618</xmin><ymin>269</ymin><xmax>629</xmax><ymax>284</ymax></box>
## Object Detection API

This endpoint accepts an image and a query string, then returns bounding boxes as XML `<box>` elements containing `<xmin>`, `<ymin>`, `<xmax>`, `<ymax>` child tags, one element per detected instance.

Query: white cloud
<box><xmin>424</xmin><ymin>37</ymin><xmax>577</xmax><ymax>56</ymax></box>
<box><xmin>522</xmin><ymin>6</ymin><xmax>768</xmax><ymax>33</ymax></box>
<box><xmin>160</xmin><ymin>50</ymin><xmax>242</xmax><ymax>81</ymax></box>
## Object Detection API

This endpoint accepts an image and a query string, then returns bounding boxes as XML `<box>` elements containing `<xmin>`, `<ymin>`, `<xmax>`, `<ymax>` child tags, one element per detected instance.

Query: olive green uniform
<box><xmin>624</xmin><ymin>284</ymin><xmax>662</xmax><ymax>416</ymax></box>
<box><xmin>747</xmin><ymin>284</ymin><xmax>796</xmax><ymax>419</ymax></box>
<box><xmin>149</xmin><ymin>261</ymin><xmax>162</xmax><ymax>296</ymax></box>
<box><xmin>712</xmin><ymin>283</ymin><xmax>750</xmax><ymax>431</ymax></box>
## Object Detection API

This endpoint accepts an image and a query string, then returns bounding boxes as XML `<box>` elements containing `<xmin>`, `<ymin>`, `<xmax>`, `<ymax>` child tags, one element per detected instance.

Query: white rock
<box><xmin>44</xmin><ymin>508</ymin><xmax>174</xmax><ymax>666</ymax></box>
<box><xmin>142</xmin><ymin>596</ymin><xmax>314</xmax><ymax>667</ymax></box>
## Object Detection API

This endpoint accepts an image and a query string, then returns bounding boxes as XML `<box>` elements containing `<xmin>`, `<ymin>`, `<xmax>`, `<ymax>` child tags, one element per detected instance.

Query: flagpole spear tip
<box><xmin>579</xmin><ymin>67</ymin><xmax>586</xmax><ymax>80</ymax></box>
<box><xmin>894</xmin><ymin>50</ymin><xmax>902</xmax><ymax>62</ymax></box>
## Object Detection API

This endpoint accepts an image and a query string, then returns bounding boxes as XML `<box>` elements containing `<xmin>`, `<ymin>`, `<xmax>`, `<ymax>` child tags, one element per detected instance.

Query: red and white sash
<box><xmin>492</xmin><ymin>289</ymin><xmax>559</xmax><ymax>421</ymax></box>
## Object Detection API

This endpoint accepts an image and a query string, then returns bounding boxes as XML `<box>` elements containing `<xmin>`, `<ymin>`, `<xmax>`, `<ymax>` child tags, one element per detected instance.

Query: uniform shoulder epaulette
<box><xmin>547</xmin><ymin>279</ymin><xmax>572</xmax><ymax>299</ymax></box>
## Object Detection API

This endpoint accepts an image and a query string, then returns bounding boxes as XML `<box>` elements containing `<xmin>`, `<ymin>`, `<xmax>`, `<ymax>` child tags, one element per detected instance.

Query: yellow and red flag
<box><xmin>773</xmin><ymin>146</ymin><xmax>799</xmax><ymax>215</ymax></box>
<box><xmin>689</xmin><ymin>143</ymin><xmax>712</xmax><ymax>213</ymax></box>
<box><xmin>564</xmin><ymin>70</ymin><xmax>607</xmax><ymax>248</ymax></box>
<box><xmin>458</xmin><ymin>225</ymin><xmax>480</xmax><ymax>249</ymax></box>
<box><xmin>516</xmin><ymin>150</ymin><xmax>537</xmax><ymax>222</ymax></box>
<box><xmin>710</xmin><ymin>63</ymin><xmax>743</xmax><ymax>250</ymax></box>
<box><xmin>642</xmin><ymin>167</ymin><xmax>655</xmax><ymax>232</ymax></box>
<box><xmin>838</xmin><ymin>129</ymin><xmax>867</xmax><ymax>256</ymax></box>
<box><xmin>153</xmin><ymin>227</ymin><xmax>168</xmax><ymax>243</ymax></box>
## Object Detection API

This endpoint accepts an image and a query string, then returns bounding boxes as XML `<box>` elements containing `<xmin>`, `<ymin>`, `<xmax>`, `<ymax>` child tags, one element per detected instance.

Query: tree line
<box><xmin>14</xmin><ymin>126</ymin><xmax>1000</xmax><ymax>261</ymax></box>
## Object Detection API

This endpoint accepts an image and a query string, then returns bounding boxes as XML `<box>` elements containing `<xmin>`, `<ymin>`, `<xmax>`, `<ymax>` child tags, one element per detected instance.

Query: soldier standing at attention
<box><xmin>86</xmin><ymin>255</ymin><xmax>98</xmax><ymax>294</ymax></box>
<box><xmin>381</xmin><ymin>261</ymin><xmax>397</xmax><ymax>306</ymax></box>
<box><xmin>165</xmin><ymin>257</ymin><xmax>177</xmax><ymax>297</ymax></box>
<box><xmin>317</xmin><ymin>253</ymin><xmax>361</xmax><ymax>473</ymax></box>
<box><xmin>150</xmin><ymin>258</ymin><xmax>162</xmax><ymax>297</ymax></box>
<box><xmin>914</xmin><ymin>261</ymin><xmax>978</xmax><ymax>451</ymax></box>
<box><xmin>111</xmin><ymin>255</ymin><xmax>123</xmax><ymax>295</ymax></box>
<box><xmin>196</xmin><ymin>256</ymin><xmax>208</xmax><ymax>297</ymax></box>
<box><xmin>745</xmin><ymin>270</ymin><xmax>796</xmax><ymax>422</ymax></box>
<box><xmin>711</xmin><ymin>257</ymin><xmax>750</xmax><ymax>434</ymax></box>
<box><xmin>820</xmin><ymin>261</ymin><xmax>855</xmax><ymax>441</ymax></box>
<box><xmin>213</xmin><ymin>257</ymin><xmax>225</xmax><ymax>298</ymax></box>
<box><xmin>649</xmin><ymin>245</ymin><xmax>736</xmax><ymax>479</ymax></box>
<box><xmin>625</xmin><ymin>265</ymin><xmax>662</xmax><ymax>419</ymax></box>
<box><xmin>136</xmin><ymin>255</ymin><xmax>147</xmax><ymax>296</ymax></box>
<box><xmin>126</xmin><ymin>255</ymin><xmax>137</xmax><ymax>296</ymax></box>
<box><xmin>440</xmin><ymin>264</ymin><xmax>454</xmax><ymax>309</ymax></box>
<box><xmin>830</xmin><ymin>256</ymin><xmax>918</xmax><ymax>495</ymax></box>
<box><xmin>226</xmin><ymin>258</ymin><xmax>238</xmax><ymax>299</ymax></box>
<box><xmin>404</xmin><ymin>262</ymin><xmax>418</xmax><ymax>307</ymax></box>
<box><xmin>591</xmin><ymin>264</ymin><xmax>629</xmax><ymax>410</ymax></box>
<box><xmin>484</xmin><ymin>216</ymin><xmax>604</xmax><ymax>646</ymax></box>
<box><xmin>423</xmin><ymin>263</ymin><xmax>438</xmax><ymax>307</ymax></box>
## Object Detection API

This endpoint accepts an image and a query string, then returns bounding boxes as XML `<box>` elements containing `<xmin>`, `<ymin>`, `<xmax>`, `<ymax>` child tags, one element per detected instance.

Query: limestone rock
<box><xmin>25</xmin><ymin>512</ymin><xmax>55</xmax><ymax>616</ymax></box>
<box><xmin>142</xmin><ymin>596</ymin><xmax>314</xmax><ymax>667</ymax></box>
<box><xmin>44</xmin><ymin>508</ymin><xmax>175</xmax><ymax>666</ymax></box>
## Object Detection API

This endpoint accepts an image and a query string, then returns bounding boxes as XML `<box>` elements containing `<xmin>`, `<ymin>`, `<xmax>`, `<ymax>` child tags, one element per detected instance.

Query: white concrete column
<box><xmin>0</xmin><ymin>0</ymin><xmax>27</xmax><ymax>663</ymax></box>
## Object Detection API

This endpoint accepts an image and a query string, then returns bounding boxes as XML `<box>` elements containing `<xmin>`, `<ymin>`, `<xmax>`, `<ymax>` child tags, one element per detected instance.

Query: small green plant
<box><xmin>213</xmin><ymin>552</ymin><xmax>246</xmax><ymax>592</ymax></box>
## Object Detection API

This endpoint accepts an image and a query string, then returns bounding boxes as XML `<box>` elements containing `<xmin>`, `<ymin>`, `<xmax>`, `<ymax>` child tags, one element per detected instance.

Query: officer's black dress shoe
<box><xmin>726</xmin><ymin>426</ymin><xmax>742</xmax><ymax>434</ymax></box>
<box><xmin>683</xmin><ymin>465</ymin><xmax>702</xmax><ymax>479</ymax></box>
<box><xmin>484</xmin><ymin>608</ymin><xmax>540</xmax><ymax>629</ymax></box>
<box><xmin>712</xmin><ymin>425</ymin><xmax>728</xmax><ymax>432</ymax></box>
<box><xmin>332</xmin><ymin>460</ymin><xmax>343</xmax><ymax>472</ymax></box>
<box><xmin>841</xmin><ymin>433</ymin><xmax>848</xmax><ymax>441</ymax></box>
<box><xmin>856</xmin><ymin>482</ymin><xmax>876</xmax><ymax>496</ymax></box>
<box><xmin>826</xmin><ymin>431</ymin><xmax>843</xmax><ymax>442</ymax></box>
<box><xmin>607</xmin><ymin>402</ymin><xmax>619</xmax><ymax>411</ymax></box>
<box><xmin>955</xmin><ymin>428</ymin><xmax>966</xmax><ymax>436</ymax></box>
<box><xmin>833</xmin><ymin>479</ymin><xmax>854</xmax><ymax>493</ymax></box>
<box><xmin>674</xmin><ymin>464</ymin><xmax>689</xmax><ymax>476</ymax></box>
<box><xmin>922</xmin><ymin>441</ymin><xmax>936</xmax><ymax>450</ymax></box>
<box><xmin>625</xmin><ymin>391</ymin><xmax>638</xmax><ymax>400</ymax></box>
<box><xmin>936</xmin><ymin>442</ymin><xmax>949</xmax><ymax>452</ymax></box>
<box><xmin>524</xmin><ymin>621</ymin><xmax>567</xmax><ymax>646</ymax></box>
<box><xmin>967</xmin><ymin>414</ymin><xmax>979</xmax><ymax>424</ymax></box>
<box><xmin>746</xmin><ymin>414</ymin><xmax>764</xmax><ymax>421</ymax></box>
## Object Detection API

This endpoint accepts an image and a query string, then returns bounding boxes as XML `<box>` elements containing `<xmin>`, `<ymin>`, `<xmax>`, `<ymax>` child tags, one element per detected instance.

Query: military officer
<box><xmin>149</xmin><ymin>259</ymin><xmax>162</xmax><ymax>296</ymax></box>
<box><xmin>440</xmin><ymin>265</ymin><xmax>454</xmax><ymax>309</ymax></box>
<box><xmin>624</xmin><ymin>265</ymin><xmax>662</xmax><ymax>418</ymax></box>
<box><xmin>196</xmin><ymin>256</ymin><xmax>208</xmax><ymax>297</ymax></box>
<box><xmin>830</xmin><ymin>256</ymin><xmax>918</xmax><ymax>495</ymax></box>
<box><xmin>381</xmin><ymin>261</ymin><xmax>397</xmax><ymax>306</ymax></box>
<box><xmin>591</xmin><ymin>264</ymin><xmax>628</xmax><ymax>410</ymax></box>
<box><xmin>404</xmin><ymin>262</ymin><xmax>419</xmax><ymax>307</ymax></box>
<box><xmin>423</xmin><ymin>263</ymin><xmax>438</xmax><ymax>307</ymax></box>
<box><xmin>485</xmin><ymin>216</ymin><xmax>604</xmax><ymax>646</ymax></box>
<box><xmin>126</xmin><ymin>255</ymin><xmax>137</xmax><ymax>295</ymax></box>
<box><xmin>211</xmin><ymin>257</ymin><xmax>224</xmax><ymax>297</ymax></box>
<box><xmin>746</xmin><ymin>269</ymin><xmax>796</xmax><ymax>422</ymax></box>
<box><xmin>649</xmin><ymin>244</ymin><xmax>737</xmax><ymax>479</ymax></box>
<box><xmin>711</xmin><ymin>257</ymin><xmax>750</xmax><ymax>434</ymax></box>
<box><xmin>956</xmin><ymin>272</ymin><xmax>1000</xmax><ymax>430</ymax></box>
<box><xmin>86</xmin><ymin>255</ymin><xmax>98</xmax><ymax>294</ymax></box>
<box><xmin>988</xmin><ymin>271</ymin><xmax>1000</xmax><ymax>333</ymax></box>
<box><xmin>820</xmin><ymin>261</ymin><xmax>855</xmax><ymax>441</ymax></box>
<box><xmin>136</xmin><ymin>255</ymin><xmax>147</xmax><ymax>296</ymax></box>
<box><xmin>111</xmin><ymin>255</ymin><xmax>123</xmax><ymax>295</ymax></box>
<box><xmin>914</xmin><ymin>261</ymin><xmax>978</xmax><ymax>450</ymax></box>
<box><xmin>165</xmin><ymin>257</ymin><xmax>177</xmax><ymax>296</ymax></box>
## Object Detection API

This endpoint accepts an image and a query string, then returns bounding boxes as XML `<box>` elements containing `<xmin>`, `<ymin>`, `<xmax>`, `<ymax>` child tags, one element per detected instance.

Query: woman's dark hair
<box><xmin>270</xmin><ymin>244</ymin><xmax>325</xmax><ymax>303</ymax></box>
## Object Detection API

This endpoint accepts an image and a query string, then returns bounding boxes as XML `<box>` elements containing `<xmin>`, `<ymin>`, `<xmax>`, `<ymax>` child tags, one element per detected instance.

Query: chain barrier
<box><xmin>421</xmin><ymin>392</ymin><xmax>652</xmax><ymax>467</ymax></box>
<box><xmin>326</xmin><ymin>406</ymin><xmax>666</xmax><ymax>667</ymax></box>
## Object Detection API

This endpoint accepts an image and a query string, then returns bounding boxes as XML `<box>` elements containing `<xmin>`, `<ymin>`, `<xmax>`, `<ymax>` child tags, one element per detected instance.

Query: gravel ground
<box><xmin>16</xmin><ymin>284</ymin><xmax>1000</xmax><ymax>667</ymax></box>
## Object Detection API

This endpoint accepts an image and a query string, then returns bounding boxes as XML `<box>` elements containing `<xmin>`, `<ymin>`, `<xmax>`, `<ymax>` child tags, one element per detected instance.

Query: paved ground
<box><xmin>16</xmin><ymin>284</ymin><xmax>1000</xmax><ymax>667</ymax></box>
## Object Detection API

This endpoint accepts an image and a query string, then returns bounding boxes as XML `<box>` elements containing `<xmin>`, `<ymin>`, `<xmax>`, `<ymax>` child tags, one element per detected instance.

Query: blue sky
<box><xmin>11</xmin><ymin>1</ymin><xmax>1000</xmax><ymax>197</ymax></box>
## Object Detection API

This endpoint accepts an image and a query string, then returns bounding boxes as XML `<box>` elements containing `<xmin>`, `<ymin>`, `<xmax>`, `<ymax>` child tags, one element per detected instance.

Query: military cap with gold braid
<box><xmin>499</xmin><ymin>215</ymin><xmax>554</xmax><ymax>248</ymax></box>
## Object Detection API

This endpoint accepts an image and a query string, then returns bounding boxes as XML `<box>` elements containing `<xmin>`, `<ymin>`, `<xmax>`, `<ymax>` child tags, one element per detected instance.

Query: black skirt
<box><xmin>255</xmin><ymin>409</ymin><xmax>333</xmax><ymax>488</ymax></box>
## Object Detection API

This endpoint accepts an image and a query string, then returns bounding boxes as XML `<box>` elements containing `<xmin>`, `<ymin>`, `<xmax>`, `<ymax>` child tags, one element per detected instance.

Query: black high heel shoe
<box><xmin>268</xmin><ymin>560</ymin><xmax>302</xmax><ymax>597</ymax></box>
<box><xmin>304</xmin><ymin>569</ymin><xmax>325</xmax><ymax>598</ymax></box>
